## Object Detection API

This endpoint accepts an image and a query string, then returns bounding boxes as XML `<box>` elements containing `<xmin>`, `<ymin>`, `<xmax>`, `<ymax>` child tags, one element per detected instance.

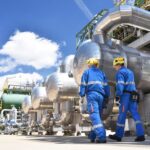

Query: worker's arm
<box><xmin>116</xmin><ymin>72</ymin><xmax>125</xmax><ymax>97</ymax></box>
<box><xmin>79</xmin><ymin>71</ymin><xmax>88</xmax><ymax>97</ymax></box>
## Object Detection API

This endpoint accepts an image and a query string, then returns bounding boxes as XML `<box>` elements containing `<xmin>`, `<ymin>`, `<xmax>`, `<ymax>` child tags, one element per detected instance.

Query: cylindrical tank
<box><xmin>73</xmin><ymin>40</ymin><xmax>150</xmax><ymax>93</ymax></box>
<box><xmin>60</xmin><ymin>55</ymin><xmax>75</xmax><ymax>74</ymax></box>
<box><xmin>46</xmin><ymin>72</ymin><xmax>79</xmax><ymax>102</ymax></box>
<box><xmin>1</xmin><ymin>93</ymin><xmax>28</xmax><ymax>109</ymax></box>
<box><xmin>73</xmin><ymin>40</ymin><xmax>101</xmax><ymax>85</ymax></box>
<box><xmin>31</xmin><ymin>87</ymin><xmax>47</xmax><ymax>109</ymax></box>
<box><xmin>22</xmin><ymin>96</ymin><xmax>32</xmax><ymax>114</ymax></box>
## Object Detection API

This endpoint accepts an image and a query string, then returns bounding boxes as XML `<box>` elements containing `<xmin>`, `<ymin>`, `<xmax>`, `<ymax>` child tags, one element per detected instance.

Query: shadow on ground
<box><xmin>23</xmin><ymin>135</ymin><xmax>150</xmax><ymax>147</ymax></box>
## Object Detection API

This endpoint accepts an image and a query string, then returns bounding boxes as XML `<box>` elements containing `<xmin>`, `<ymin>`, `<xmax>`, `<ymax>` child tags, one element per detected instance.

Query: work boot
<box><xmin>95</xmin><ymin>139</ymin><xmax>107</xmax><ymax>143</ymax></box>
<box><xmin>90</xmin><ymin>139</ymin><xmax>95</xmax><ymax>143</ymax></box>
<box><xmin>109</xmin><ymin>134</ymin><xmax>122</xmax><ymax>142</ymax></box>
<box><xmin>135</xmin><ymin>136</ymin><xmax>145</xmax><ymax>142</ymax></box>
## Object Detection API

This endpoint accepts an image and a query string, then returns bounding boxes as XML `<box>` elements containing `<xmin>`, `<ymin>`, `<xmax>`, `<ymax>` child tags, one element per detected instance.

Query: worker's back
<box><xmin>80</xmin><ymin>66</ymin><xmax>110</xmax><ymax>97</ymax></box>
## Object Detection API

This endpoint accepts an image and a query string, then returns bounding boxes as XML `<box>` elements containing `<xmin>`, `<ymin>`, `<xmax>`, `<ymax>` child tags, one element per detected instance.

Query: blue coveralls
<box><xmin>79</xmin><ymin>66</ymin><xmax>110</xmax><ymax>141</ymax></box>
<box><xmin>115</xmin><ymin>66</ymin><xmax>144</xmax><ymax>138</ymax></box>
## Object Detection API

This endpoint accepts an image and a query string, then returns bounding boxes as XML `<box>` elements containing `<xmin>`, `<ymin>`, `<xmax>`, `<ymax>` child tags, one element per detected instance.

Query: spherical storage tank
<box><xmin>31</xmin><ymin>86</ymin><xmax>47</xmax><ymax>109</ymax></box>
<box><xmin>22</xmin><ymin>96</ymin><xmax>32</xmax><ymax>114</ymax></box>
<box><xmin>1</xmin><ymin>93</ymin><xmax>28</xmax><ymax>109</ymax></box>
<box><xmin>46</xmin><ymin>72</ymin><xmax>78</xmax><ymax>102</ymax></box>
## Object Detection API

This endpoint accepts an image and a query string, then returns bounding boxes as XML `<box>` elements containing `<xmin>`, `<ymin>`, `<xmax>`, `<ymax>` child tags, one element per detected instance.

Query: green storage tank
<box><xmin>1</xmin><ymin>93</ymin><xmax>28</xmax><ymax>109</ymax></box>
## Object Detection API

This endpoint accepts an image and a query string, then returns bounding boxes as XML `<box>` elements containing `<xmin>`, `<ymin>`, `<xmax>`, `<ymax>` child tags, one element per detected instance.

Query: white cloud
<box><xmin>0</xmin><ymin>72</ymin><xmax>43</xmax><ymax>91</ymax></box>
<box><xmin>0</xmin><ymin>31</ymin><xmax>61</xmax><ymax>72</ymax></box>
<box><xmin>0</xmin><ymin>58</ymin><xmax>17</xmax><ymax>73</ymax></box>
<box><xmin>74</xmin><ymin>0</ymin><xmax>93</xmax><ymax>20</ymax></box>
<box><xmin>18</xmin><ymin>68</ymin><xmax>23</xmax><ymax>72</ymax></box>
<box><xmin>61</xmin><ymin>41</ymin><xmax>67</xmax><ymax>47</ymax></box>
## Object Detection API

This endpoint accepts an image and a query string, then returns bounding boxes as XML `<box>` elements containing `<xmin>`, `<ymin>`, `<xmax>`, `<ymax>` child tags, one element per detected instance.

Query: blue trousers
<box><xmin>116</xmin><ymin>93</ymin><xmax>144</xmax><ymax>138</ymax></box>
<box><xmin>87</xmin><ymin>92</ymin><xmax>106</xmax><ymax>141</ymax></box>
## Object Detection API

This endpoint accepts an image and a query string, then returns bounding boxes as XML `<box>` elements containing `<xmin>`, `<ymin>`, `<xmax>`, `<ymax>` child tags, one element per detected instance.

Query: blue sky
<box><xmin>0</xmin><ymin>0</ymin><xmax>113</xmax><ymax>79</ymax></box>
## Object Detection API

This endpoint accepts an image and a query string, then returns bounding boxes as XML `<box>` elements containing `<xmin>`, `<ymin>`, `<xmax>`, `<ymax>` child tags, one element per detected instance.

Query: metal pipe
<box><xmin>1</xmin><ymin>108</ymin><xmax>17</xmax><ymax>123</ymax></box>
<box><xmin>1</xmin><ymin>109</ymin><xmax>12</xmax><ymax>118</ymax></box>
<box><xmin>93</xmin><ymin>5</ymin><xmax>150</xmax><ymax>43</ymax></box>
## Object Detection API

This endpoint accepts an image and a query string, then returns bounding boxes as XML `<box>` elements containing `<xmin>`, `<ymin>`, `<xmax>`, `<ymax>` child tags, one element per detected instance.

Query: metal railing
<box><xmin>135</xmin><ymin>0</ymin><xmax>150</xmax><ymax>10</ymax></box>
<box><xmin>76</xmin><ymin>9</ymin><xmax>107</xmax><ymax>49</ymax></box>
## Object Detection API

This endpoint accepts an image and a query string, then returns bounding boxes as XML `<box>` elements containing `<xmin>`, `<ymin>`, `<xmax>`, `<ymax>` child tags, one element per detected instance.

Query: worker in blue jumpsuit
<box><xmin>109</xmin><ymin>57</ymin><xmax>145</xmax><ymax>142</ymax></box>
<box><xmin>79</xmin><ymin>58</ymin><xmax>110</xmax><ymax>143</ymax></box>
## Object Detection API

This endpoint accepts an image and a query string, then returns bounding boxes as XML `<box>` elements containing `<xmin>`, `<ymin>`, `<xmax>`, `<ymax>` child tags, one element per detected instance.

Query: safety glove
<box><xmin>115</xmin><ymin>96</ymin><xmax>120</xmax><ymax>106</ymax></box>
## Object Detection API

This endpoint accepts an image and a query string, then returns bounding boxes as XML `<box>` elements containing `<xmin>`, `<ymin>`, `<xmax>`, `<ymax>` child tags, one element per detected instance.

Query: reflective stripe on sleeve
<box><xmin>117</xmin><ymin>81</ymin><xmax>125</xmax><ymax>84</ymax></box>
<box><xmin>135</xmin><ymin>120</ymin><xmax>141</xmax><ymax>124</ymax></box>
<box><xmin>117</xmin><ymin>123</ymin><xmax>125</xmax><ymax>127</ymax></box>
<box><xmin>117</xmin><ymin>81</ymin><xmax>135</xmax><ymax>85</ymax></box>
<box><xmin>81</xmin><ymin>81</ymin><xmax>108</xmax><ymax>86</ymax></box>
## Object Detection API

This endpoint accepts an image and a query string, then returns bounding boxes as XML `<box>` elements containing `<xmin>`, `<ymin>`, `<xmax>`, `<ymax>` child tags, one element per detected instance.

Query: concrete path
<box><xmin>0</xmin><ymin>135</ymin><xmax>149</xmax><ymax>150</ymax></box>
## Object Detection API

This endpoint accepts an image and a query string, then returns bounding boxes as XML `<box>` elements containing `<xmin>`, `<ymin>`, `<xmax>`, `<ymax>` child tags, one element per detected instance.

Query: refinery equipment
<box><xmin>46</xmin><ymin>55</ymin><xmax>83</xmax><ymax>135</ymax></box>
<box><xmin>0</xmin><ymin>93</ymin><xmax>30</xmax><ymax>135</ymax></box>
<box><xmin>20</xmin><ymin>96</ymin><xmax>33</xmax><ymax>135</ymax></box>
<box><xmin>22</xmin><ymin>55</ymin><xmax>82</xmax><ymax>135</ymax></box>
<box><xmin>0</xmin><ymin>106</ymin><xmax>19</xmax><ymax>134</ymax></box>
<box><xmin>20</xmin><ymin>86</ymin><xmax>52</xmax><ymax>135</ymax></box>
<box><xmin>20</xmin><ymin>86</ymin><xmax>53</xmax><ymax>135</ymax></box>
<box><xmin>30</xmin><ymin>86</ymin><xmax>54</xmax><ymax>135</ymax></box>
<box><xmin>0</xmin><ymin>77</ymin><xmax>33</xmax><ymax>135</ymax></box>
<box><xmin>1</xmin><ymin>1</ymin><xmax>150</xmax><ymax>137</ymax></box>
<box><xmin>26</xmin><ymin>1</ymin><xmax>150</xmax><ymax>135</ymax></box>
<box><xmin>22</xmin><ymin>96</ymin><xmax>32</xmax><ymax>114</ymax></box>
<box><xmin>73</xmin><ymin>4</ymin><xmax>150</xmax><ymax>135</ymax></box>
